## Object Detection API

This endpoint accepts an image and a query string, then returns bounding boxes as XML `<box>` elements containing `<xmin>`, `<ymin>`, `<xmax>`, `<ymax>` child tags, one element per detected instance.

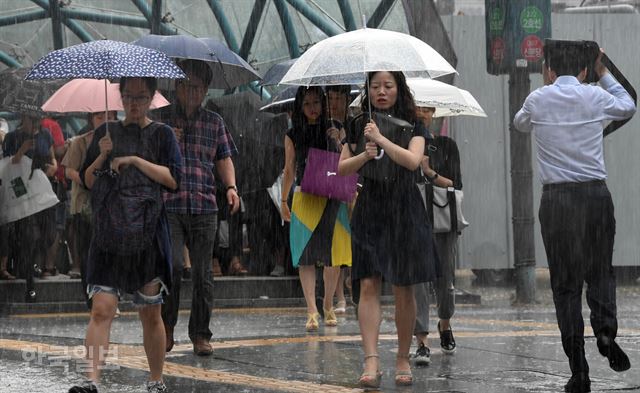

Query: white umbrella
<box><xmin>433</xmin><ymin>88</ymin><xmax>486</xmax><ymax>118</ymax></box>
<box><xmin>351</xmin><ymin>78</ymin><xmax>486</xmax><ymax>118</ymax></box>
<box><xmin>280</xmin><ymin>28</ymin><xmax>456</xmax><ymax>86</ymax></box>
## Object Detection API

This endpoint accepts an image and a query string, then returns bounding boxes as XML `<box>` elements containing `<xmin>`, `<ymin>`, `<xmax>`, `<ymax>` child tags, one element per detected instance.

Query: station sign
<box><xmin>485</xmin><ymin>0</ymin><xmax>551</xmax><ymax>75</ymax></box>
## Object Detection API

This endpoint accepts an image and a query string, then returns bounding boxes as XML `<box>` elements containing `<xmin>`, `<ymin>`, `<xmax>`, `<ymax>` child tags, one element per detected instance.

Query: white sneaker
<box><xmin>270</xmin><ymin>265</ymin><xmax>285</xmax><ymax>277</ymax></box>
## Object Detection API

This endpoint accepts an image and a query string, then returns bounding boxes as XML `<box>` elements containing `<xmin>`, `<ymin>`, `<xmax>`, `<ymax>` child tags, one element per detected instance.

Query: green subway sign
<box><xmin>485</xmin><ymin>0</ymin><xmax>551</xmax><ymax>75</ymax></box>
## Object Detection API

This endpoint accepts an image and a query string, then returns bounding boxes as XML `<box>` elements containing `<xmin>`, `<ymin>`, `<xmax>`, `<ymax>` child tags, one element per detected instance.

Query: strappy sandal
<box><xmin>395</xmin><ymin>353</ymin><xmax>413</xmax><ymax>386</ymax></box>
<box><xmin>359</xmin><ymin>353</ymin><xmax>382</xmax><ymax>389</ymax></box>
<box><xmin>323</xmin><ymin>308</ymin><xmax>338</xmax><ymax>326</ymax></box>
<box><xmin>335</xmin><ymin>300</ymin><xmax>347</xmax><ymax>314</ymax></box>
<box><xmin>305</xmin><ymin>312</ymin><xmax>319</xmax><ymax>331</ymax></box>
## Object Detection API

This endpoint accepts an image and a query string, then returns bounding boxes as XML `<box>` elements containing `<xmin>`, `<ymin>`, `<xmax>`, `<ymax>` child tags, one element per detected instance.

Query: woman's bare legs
<box><xmin>335</xmin><ymin>268</ymin><xmax>347</xmax><ymax>311</ymax></box>
<box><xmin>322</xmin><ymin>266</ymin><xmax>340</xmax><ymax>311</ymax></box>
<box><xmin>138</xmin><ymin>282</ymin><xmax>165</xmax><ymax>382</ymax></box>
<box><xmin>299</xmin><ymin>265</ymin><xmax>317</xmax><ymax>314</ymax></box>
<box><xmin>358</xmin><ymin>277</ymin><xmax>382</xmax><ymax>375</ymax></box>
<box><xmin>84</xmin><ymin>292</ymin><xmax>118</xmax><ymax>382</ymax></box>
<box><xmin>393</xmin><ymin>285</ymin><xmax>416</xmax><ymax>373</ymax></box>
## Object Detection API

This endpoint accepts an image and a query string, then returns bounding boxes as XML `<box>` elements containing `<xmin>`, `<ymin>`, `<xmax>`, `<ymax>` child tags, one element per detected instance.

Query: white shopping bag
<box><xmin>0</xmin><ymin>156</ymin><xmax>59</xmax><ymax>225</ymax></box>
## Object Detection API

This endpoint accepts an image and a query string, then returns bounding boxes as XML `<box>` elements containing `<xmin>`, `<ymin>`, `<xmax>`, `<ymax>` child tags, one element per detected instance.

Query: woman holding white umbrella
<box><xmin>338</xmin><ymin>71</ymin><xmax>439</xmax><ymax>388</ymax></box>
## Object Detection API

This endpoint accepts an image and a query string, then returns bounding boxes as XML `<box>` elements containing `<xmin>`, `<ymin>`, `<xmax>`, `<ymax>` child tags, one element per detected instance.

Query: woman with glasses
<box><xmin>70</xmin><ymin>77</ymin><xmax>182</xmax><ymax>393</ymax></box>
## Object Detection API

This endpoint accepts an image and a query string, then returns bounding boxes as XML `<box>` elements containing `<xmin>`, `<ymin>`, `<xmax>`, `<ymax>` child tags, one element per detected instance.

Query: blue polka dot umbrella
<box><xmin>24</xmin><ymin>39</ymin><xmax>186</xmax><ymax>80</ymax></box>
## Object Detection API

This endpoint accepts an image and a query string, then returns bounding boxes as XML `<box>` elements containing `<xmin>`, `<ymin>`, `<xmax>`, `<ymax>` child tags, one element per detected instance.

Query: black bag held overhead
<box><xmin>348</xmin><ymin>111</ymin><xmax>415</xmax><ymax>182</ymax></box>
<box><xmin>544</xmin><ymin>39</ymin><xmax>637</xmax><ymax>137</ymax></box>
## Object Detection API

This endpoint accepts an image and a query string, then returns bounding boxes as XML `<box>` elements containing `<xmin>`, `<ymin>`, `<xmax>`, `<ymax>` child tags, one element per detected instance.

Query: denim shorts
<box><xmin>87</xmin><ymin>277</ymin><xmax>168</xmax><ymax>306</ymax></box>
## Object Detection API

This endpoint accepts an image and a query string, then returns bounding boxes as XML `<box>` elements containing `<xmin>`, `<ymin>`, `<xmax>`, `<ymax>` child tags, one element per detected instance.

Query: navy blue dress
<box><xmin>348</xmin><ymin>120</ymin><xmax>439</xmax><ymax>286</ymax></box>
<box><xmin>80</xmin><ymin>121</ymin><xmax>182</xmax><ymax>294</ymax></box>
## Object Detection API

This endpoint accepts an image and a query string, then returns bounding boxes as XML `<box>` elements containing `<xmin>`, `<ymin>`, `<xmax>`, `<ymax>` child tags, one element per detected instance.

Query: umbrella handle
<box><xmin>374</xmin><ymin>149</ymin><xmax>385</xmax><ymax>160</ymax></box>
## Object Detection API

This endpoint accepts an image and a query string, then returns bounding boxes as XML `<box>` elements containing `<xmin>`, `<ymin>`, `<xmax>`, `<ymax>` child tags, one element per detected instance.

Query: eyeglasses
<box><xmin>121</xmin><ymin>94</ymin><xmax>151</xmax><ymax>104</ymax></box>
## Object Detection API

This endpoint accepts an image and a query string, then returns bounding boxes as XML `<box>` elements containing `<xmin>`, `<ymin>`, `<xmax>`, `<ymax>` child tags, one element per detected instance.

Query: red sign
<box><xmin>520</xmin><ymin>35</ymin><xmax>544</xmax><ymax>61</ymax></box>
<box><xmin>491</xmin><ymin>37</ymin><xmax>506</xmax><ymax>64</ymax></box>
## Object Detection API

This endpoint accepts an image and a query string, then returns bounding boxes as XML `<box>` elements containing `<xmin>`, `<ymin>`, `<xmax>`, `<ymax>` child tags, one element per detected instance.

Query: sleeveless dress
<box><xmin>287</xmin><ymin>123</ymin><xmax>352</xmax><ymax>268</ymax></box>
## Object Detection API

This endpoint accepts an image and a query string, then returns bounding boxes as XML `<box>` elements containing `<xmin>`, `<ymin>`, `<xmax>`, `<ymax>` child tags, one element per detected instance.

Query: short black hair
<box><xmin>119</xmin><ymin>77</ymin><xmax>157</xmax><ymax>95</ymax></box>
<box><xmin>326</xmin><ymin>84</ymin><xmax>351</xmax><ymax>96</ymax></box>
<box><xmin>177</xmin><ymin>59</ymin><xmax>213</xmax><ymax>87</ymax></box>
<box><xmin>544</xmin><ymin>41</ymin><xmax>589</xmax><ymax>77</ymax></box>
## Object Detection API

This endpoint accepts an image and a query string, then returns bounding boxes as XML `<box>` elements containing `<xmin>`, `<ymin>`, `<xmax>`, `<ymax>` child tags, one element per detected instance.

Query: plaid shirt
<box><xmin>159</xmin><ymin>106</ymin><xmax>237</xmax><ymax>214</ymax></box>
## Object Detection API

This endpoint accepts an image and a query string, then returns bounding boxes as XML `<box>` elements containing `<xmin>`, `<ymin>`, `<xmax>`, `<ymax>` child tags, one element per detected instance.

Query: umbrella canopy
<box><xmin>41</xmin><ymin>79</ymin><xmax>170</xmax><ymax>113</ymax></box>
<box><xmin>131</xmin><ymin>35</ymin><xmax>261</xmax><ymax>89</ymax></box>
<box><xmin>260</xmin><ymin>86</ymin><xmax>360</xmax><ymax>113</ymax></box>
<box><xmin>25</xmin><ymin>39</ymin><xmax>185</xmax><ymax>80</ymax></box>
<box><xmin>280</xmin><ymin>28</ymin><xmax>456</xmax><ymax>86</ymax></box>
<box><xmin>350</xmin><ymin>78</ymin><xmax>486</xmax><ymax>118</ymax></box>
<box><xmin>260</xmin><ymin>58</ymin><xmax>297</xmax><ymax>86</ymax></box>
<box><xmin>0</xmin><ymin>68</ymin><xmax>64</xmax><ymax>116</ymax></box>
<box><xmin>198</xmin><ymin>37</ymin><xmax>261</xmax><ymax>88</ymax></box>
<box><xmin>434</xmin><ymin>88</ymin><xmax>486</xmax><ymax>118</ymax></box>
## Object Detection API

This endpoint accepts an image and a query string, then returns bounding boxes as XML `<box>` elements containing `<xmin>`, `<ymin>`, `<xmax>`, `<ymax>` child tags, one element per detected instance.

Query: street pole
<box><xmin>508</xmin><ymin>68</ymin><xmax>536</xmax><ymax>304</ymax></box>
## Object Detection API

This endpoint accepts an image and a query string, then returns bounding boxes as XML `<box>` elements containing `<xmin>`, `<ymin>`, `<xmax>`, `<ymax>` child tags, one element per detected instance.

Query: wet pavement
<box><xmin>1</xmin><ymin>270</ymin><xmax>640</xmax><ymax>392</ymax></box>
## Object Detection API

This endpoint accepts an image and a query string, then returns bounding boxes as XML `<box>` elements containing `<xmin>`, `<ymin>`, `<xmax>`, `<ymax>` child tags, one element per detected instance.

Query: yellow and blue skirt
<box><xmin>289</xmin><ymin>189</ymin><xmax>352</xmax><ymax>268</ymax></box>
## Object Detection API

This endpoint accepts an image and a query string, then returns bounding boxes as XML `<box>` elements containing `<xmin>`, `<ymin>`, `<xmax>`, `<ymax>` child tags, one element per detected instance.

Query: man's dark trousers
<box><xmin>539</xmin><ymin>180</ymin><xmax>618</xmax><ymax>375</ymax></box>
<box><xmin>162</xmin><ymin>213</ymin><xmax>217</xmax><ymax>341</ymax></box>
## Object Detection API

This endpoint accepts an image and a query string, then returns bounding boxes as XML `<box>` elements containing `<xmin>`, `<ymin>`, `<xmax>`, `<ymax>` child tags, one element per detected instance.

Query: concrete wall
<box><xmin>441</xmin><ymin>13</ymin><xmax>640</xmax><ymax>269</ymax></box>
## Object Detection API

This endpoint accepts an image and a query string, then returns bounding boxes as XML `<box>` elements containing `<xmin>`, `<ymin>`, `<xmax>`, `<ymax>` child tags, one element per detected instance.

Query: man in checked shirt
<box><xmin>158</xmin><ymin>59</ymin><xmax>240</xmax><ymax>356</ymax></box>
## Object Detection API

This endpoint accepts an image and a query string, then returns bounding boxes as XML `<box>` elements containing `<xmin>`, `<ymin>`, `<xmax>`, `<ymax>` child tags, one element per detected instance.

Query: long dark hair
<box><xmin>360</xmin><ymin>71</ymin><xmax>417</xmax><ymax>123</ymax></box>
<box><xmin>291</xmin><ymin>86</ymin><xmax>328</xmax><ymax>131</ymax></box>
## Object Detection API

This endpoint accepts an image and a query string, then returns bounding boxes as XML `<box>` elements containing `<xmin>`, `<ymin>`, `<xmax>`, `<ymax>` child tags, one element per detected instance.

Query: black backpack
<box><xmin>91</xmin><ymin>122</ymin><xmax>163</xmax><ymax>256</ymax></box>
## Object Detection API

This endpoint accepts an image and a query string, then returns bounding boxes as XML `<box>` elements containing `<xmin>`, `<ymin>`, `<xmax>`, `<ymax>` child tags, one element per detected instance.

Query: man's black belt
<box><xmin>542</xmin><ymin>179</ymin><xmax>605</xmax><ymax>192</ymax></box>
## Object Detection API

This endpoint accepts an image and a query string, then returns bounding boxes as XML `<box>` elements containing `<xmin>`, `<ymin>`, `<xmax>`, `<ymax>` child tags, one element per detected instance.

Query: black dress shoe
<box><xmin>597</xmin><ymin>335</ymin><xmax>631</xmax><ymax>372</ymax></box>
<box><xmin>564</xmin><ymin>372</ymin><xmax>590</xmax><ymax>393</ymax></box>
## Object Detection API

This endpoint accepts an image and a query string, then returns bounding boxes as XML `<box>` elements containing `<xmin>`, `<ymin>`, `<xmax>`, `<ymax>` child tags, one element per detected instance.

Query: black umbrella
<box><xmin>0</xmin><ymin>68</ymin><xmax>65</xmax><ymax>116</ymax></box>
<box><xmin>132</xmin><ymin>35</ymin><xmax>261</xmax><ymax>89</ymax></box>
<box><xmin>260</xmin><ymin>58</ymin><xmax>297</xmax><ymax>86</ymax></box>
<box><xmin>205</xmin><ymin>91</ymin><xmax>288</xmax><ymax>195</ymax></box>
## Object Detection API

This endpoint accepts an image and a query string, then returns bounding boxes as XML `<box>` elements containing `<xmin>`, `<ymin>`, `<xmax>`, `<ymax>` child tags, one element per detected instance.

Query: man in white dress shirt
<box><xmin>514</xmin><ymin>43</ymin><xmax>635</xmax><ymax>393</ymax></box>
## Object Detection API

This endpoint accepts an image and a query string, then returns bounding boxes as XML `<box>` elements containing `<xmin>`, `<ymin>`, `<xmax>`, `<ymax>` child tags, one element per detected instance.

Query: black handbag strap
<box><xmin>447</xmin><ymin>188</ymin><xmax>457</xmax><ymax>233</ymax></box>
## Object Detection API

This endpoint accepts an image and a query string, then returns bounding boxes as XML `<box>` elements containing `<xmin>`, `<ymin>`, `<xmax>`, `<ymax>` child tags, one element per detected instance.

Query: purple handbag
<box><xmin>300</xmin><ymin>148</ymin><xmax>358</xmax><ymax>202</ymax></box>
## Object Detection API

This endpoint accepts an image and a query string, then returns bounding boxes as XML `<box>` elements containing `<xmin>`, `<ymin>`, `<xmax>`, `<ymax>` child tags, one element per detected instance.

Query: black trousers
<box><xmin>539</xmin><ymin>180</ymin><xmax>618</xmax><ymax>375</ymax></box>
<box><xmin>162</xmin><ymin>213</ymin><xmax>217</xmax><ymax>341</ymax></box>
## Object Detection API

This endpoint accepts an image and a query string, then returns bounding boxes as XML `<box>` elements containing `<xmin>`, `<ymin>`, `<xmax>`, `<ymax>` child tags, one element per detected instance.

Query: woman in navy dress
<box><xmin>70</xmin><ymin>77</ymin><xmax>181</xmax><ymax>393</ymax></box>
<box><xmin>338</xmin><ymin>71</ymin><xmax>438</xmax><ymax>388</ymax></box>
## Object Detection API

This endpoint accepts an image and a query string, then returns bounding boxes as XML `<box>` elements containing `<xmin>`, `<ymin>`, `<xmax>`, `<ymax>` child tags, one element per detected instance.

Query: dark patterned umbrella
<box><xmin>25</xmin><ymin>40</ymin><xmax>185</xmax><ymax>80</ymax></box>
